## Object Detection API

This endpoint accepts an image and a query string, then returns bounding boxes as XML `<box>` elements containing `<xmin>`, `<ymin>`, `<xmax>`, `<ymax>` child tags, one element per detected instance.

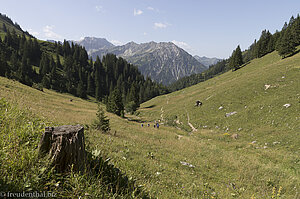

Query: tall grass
<box><xmin>0</xmin><ymin>98</ymin><xmax>148</xmax><ymax>198</ymax></box>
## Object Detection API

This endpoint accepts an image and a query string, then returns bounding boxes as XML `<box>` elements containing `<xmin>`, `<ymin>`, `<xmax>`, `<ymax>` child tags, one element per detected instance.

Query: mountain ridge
<box><xmin>85</xmin><ymin>39</ymin><xmax>207</xmax><ymax>85</ymax></box>
<box><xmin>193</xmin><ymin>55</ymin><xmax>222</xmax><ymax>68</ymax></box>
<box><xmin>74</xmin><ymin>37</ymin><xmax>115</xmax><ymax>55</ymax></box>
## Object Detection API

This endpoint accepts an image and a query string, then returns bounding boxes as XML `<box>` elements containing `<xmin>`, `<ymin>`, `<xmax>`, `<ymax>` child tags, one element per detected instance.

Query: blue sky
<box><xmin>1</xmin><ymin>0</ymin><xmax>299</xmax><ymax>58</ymax></box>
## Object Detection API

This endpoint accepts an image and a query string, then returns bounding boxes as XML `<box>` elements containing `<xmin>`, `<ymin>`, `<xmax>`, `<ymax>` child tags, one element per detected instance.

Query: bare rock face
<box><xmin>38</xmin><ymin>125</ymin><xmax>86</xmax><ymax>172</ymax></box>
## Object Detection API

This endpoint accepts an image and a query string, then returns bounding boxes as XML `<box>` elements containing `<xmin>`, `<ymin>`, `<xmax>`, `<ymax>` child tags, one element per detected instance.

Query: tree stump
<box><xmin>38</xmin><ymin>125</ymin><xmax>86</xmax><ymax>173</ymax></box>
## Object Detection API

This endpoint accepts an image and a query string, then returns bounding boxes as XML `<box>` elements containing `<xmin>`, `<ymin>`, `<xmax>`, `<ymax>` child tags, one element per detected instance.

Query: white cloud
<box><xmin>28</xmin><ymin>29</ymin><xmax>40</xmax><ymax>37</ymax></box>
<box><xmin>147</xmin><ymin>6</ymin><xmax>160</xmax><ymax>12</ymax></box>
<box><xmin>95</xmin><ymin>5</ymin><xmax>104</xmax><ymax>13</ymax></box>
<box><xmin>43</xmin><ymin>25</ymin><xmax>62</xmax><ymax>40</ymax></box>
<box><xmin>134</xmin><ymin>8</ymin><xmax>143</xmax><ymax>16</ymax></box>
<box><xmin>172</xmin><ymin>40</ymin><xmax>195</xmax><ymax>54</ymax></box>
<box><xmin>110</xmin><ymin>40</ymin><xmax>123</xmax><ymax>46</ymax></box>
<box><xmin>154</xmin><ymin>22</ymin><xmax>169</xmax><ymax>29</ymax></box>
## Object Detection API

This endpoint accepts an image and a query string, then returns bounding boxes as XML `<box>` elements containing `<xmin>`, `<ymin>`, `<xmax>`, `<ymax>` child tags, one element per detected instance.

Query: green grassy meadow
<box><xmin>0</xmin><ymin>49</ymin><xmax>299</xmax><ymax>198</ymax></box>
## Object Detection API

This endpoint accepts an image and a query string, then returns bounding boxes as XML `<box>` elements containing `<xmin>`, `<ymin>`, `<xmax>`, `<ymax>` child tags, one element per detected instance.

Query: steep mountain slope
<box><xmin>75</xmin><ymin>37</ymin><xmax>114</xmax><ymax>54</ymax></box>
<box><xmin>91</xmin><ymin>41</ymin><xmax>207</xmax><ymax>85</ymax></box>
<box><xmin>138</xmin><ymin>50</ymin><xmax>300</xmax><ymax>197</ymax></box>
<box><xmin>140</xmin><ymin>50</ymin><xmax>299</xmax><ymax>133</ymax></box>
<box><xmin>194</xmin><ymin>55</ymin><xmax>222</xmax><ymax>68</ymax></box>
<box><xmin>0</xmin><ymin>13</ymin><xmax>32</xmax><ymax>38</ymax></box>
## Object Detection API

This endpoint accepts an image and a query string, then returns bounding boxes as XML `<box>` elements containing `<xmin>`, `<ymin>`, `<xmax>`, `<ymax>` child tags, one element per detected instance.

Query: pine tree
<box><xmin>42</xmin><ymin>75</ymin><xmax>50</xmax><ymax>89</ymax></box>
<box><xmin>107</xmin><ymin>88</ymin><xmax>124</xmax><ymax>117</ymax></box>
<box><xmin>76</xmin><ymin>81</ymin><xmax>86</xmax><ymax>98</ymax></box>
<box><xmin>56</xmin><ymin>53</ymin><xmax>62</xmax><ymax>69</ymax></box>
<box><xmin>235</xmin><ymin>45</ymin><xmax>243</xmax><ymax>66</ymax></box>
<box><xmin>229</xmin><ymin>45</ymin><xmax>243</xmax><ymax>71</ymax></box>
<box><xmin>2</xmin><ymin>23</ymin><xmax>7</xmax><ymax>32</ymax></box>
<box><xmin>125</xmin><ymin>83</ymin><xmax>139</xmax><ymax>114</ymax></box>
<box><xmin>93</xmin><ymin>104</ymin><xmax>110</xmax><ymax>133</ymax></box>
<box><xmin>277</xmin><ymin>27</ymin><xmax>296</xmax><ymax>58</ymax></box>
<box><xmin>87</xmin><ymin>72</ymin><xmax>95</xmax><ymax>96</ymax></box>
<box><xmin>0</xmin><ymin>51</ymin><xmax>7</xmax><ymax>76</ymax></box>
<box><xmin>94</xmin><ymin>56</ymin><xmax>103</xmax><ymax>100</ymax></box>
<box><xmin>40</xmin><ymin>53</ymin><xmax>50</xmax><ymax>75</ymax></box>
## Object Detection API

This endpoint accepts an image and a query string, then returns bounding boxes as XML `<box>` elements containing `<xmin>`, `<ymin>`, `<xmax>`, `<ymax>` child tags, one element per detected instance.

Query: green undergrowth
<box><xmin>0</xmin><ymin>49</ymin><xmax>299</xmax><ymax>198</ymax></box>
<box><xmin>0</xmin><ymin>98</ymin><xmax>148</xmax><ymax>198</ymax></box>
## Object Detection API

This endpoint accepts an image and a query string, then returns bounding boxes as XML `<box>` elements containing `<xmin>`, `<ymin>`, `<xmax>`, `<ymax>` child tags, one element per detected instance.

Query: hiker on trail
<box><xmin>141</xmin><ymin>123</ymin><xmax>144</xmax><ymax>127</ymax></box>
<box><xmin>147</xmin><ymin>124</ymin><xmax>150</xmax><ymax>127</ymax></box>
<box><xmin>154</xmin><ymin>124</ymin><xmax>156</xmax><ymax>128</ymax></box>
<box><xmin>156</xmin><ymin>123</ymin><xmax>159</xmax><ymax>129</ymax></box>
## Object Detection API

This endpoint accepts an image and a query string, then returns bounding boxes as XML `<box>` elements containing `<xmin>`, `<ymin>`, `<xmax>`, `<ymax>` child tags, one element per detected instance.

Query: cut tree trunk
<box><xmin>38</xmin><ymin>125</ymin><xmax>86</xmax><ymax>172</ymax></box>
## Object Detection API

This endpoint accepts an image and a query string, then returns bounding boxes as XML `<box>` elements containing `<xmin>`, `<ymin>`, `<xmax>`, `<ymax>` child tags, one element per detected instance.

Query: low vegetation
<box><xmin>0</xmin><ymin>45</ymin><xmax>299</xmax><ymax>198</ymax></box>
<box><xmin>139</xmin><ymin>49</ymin><xmax>300</xmax><ymax>198</ymax></box>
<box><xmin>0</xmin><ymin>97</ymin><xmax>148</xmax><ymax>198</ymax></box>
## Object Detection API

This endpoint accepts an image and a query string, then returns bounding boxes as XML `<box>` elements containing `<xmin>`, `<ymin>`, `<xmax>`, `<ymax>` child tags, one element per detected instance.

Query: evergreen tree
<box><xmin>87</xmin><ymin>72</ymin><xmax>95</xmax><ymax>96</ymax></box>
<box><xmin>277</xmin><ymin>27</ymin><xmax>296</xmax><ymax>58</ymax></box>
<box><xmin>49</xmin><ymin>58</ymin><xmax>58</xmax><ymax>89</ymax></box>
<box><xmin>94</xmin><ymin>56</ymin><xmax>103</xmax><ymax>100</ymax></box>
<box><xmin>39</xmin><ymin>53</ymin><xmax>50</xmax><ymax>75</ymax></box>
<box><xmin>42</xmin><ymin>75</ymin><xmax>50</xmax><ymax>89</ymax></box>
<box><xmin>55</xmin><ymin>53</ymin><xmax>62</xmax><ymax>69</ymax></box>
<box><xmin>235</xmin><ymin>45</ymin><xmax>243</xmax><ymax>66</ymax></box>
<box><xmin>106</xmin><ymin>88</ymin><xmax>124</xmax><ymax>117</ymax></box>
<box><xmin>2</xmin><ymin>23</ymin><xmax>7</xmax><ymax>32</ymax></box>
<box><xmin>229</xmin><ymin>45</ymin><xmax>243</xmax><ymax>70</ymax></box>
<box><xmin>10</xmin><ymin>51</ymin><xmax>19</xmax><ymax>71</ymax></box>
<box><xmin>125</xmin><ymin>83</ymin><xmax>139</xmax><ymax>113</ymax></box>
<box><xmin>0</xmin><ymin>51</ymin><xmax>7</xmax><ymax>76</ymax></box>
<box><xmin>76</xmin><ymin>81</ymin><xmax>86</xmax><ymax>98</ymax></box>
<box><xmin>93</xmin><ymin>104</ymin><xmax>110</xmax><ymax>133</ymax></box>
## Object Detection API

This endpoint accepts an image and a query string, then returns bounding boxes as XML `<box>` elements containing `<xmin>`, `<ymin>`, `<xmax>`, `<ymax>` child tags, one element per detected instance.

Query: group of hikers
<box><xmin>141</xmin><ymin>122</ymin><xmax>159</xmax><ymax>129</ymax></box>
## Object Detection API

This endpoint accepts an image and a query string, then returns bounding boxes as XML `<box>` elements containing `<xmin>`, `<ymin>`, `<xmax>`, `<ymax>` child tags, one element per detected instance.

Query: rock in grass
<box><xmin>264</xmin><ymin>84</ymin><xmax>271</xmax><ymax>90</ymax></box>
<box><xmin>225</xmin><ymin>111</ymin><xmax>237</xmax><ymax>117</ymax></box>
<box><xmin>231</xmin><ymin>134</ymin><xmax>239</xmax><ymax>139</ymax></box>
<box><xmin>180</xmin><ymin>161</ymin><xmax>195</xmax><ymax>168</ymax></box>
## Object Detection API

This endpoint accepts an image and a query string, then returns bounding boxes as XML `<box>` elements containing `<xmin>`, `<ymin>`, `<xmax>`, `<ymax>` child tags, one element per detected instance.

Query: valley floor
<box><xmin>1</xmin><ymin>75</ymin><xmax>299</xmax><ymax>198</ymax></box>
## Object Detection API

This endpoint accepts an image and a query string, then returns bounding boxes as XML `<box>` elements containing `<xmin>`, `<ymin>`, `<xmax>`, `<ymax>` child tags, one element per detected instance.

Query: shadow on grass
<box><xmin>127</xmin><ymin>117</ymin><xmax>146</xmax><ymax>123</ymax></box>
<box><xmin>232</xmin><ymin>61</ymin><xmax>251</xmax><ymax>72</ymax></box>
<box><xmin>283</xmin><ymin>49</ymin><xmax>300</xmax><ymax>59</ymax></box>
<box><xmin>143</xmin><ymin>105</ymin><xmax>156</xmax><ymax>109</ymax></box>
<box><xmin>86</xmin><ymin>151</ymin><xmax>150</xmax><ymax>198</ymax></box>
<box><xmin>0</xmin><ymin>178</ymin><xmax>19</xmax><ymax>192</ymax></box>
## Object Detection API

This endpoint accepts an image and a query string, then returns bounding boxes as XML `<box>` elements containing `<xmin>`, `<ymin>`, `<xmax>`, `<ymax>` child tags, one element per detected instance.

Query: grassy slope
<box><xmin>0</xmin><ymin>49</ymin><xmax>299</xmax><ymax>198</ymax></box>
<box><xmin>140</xmin><ymin>51</ymin><xmax>299</xmax><ymax>134</ymax></box>
<box><xmin>138</xmin><ymin>50</ymin><xmax>300</xmax><ymax>198</ymax></box>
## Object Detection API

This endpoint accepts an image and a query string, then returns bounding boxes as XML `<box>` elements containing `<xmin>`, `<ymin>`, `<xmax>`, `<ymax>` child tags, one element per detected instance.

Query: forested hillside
<box><xmin>0</xmin><ymin>13</ymin><xmax>168</xmax><ymax>116</ymax></box>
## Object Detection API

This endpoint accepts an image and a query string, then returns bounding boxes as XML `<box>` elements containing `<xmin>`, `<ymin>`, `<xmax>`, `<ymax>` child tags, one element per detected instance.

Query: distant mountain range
<box><xmin>75</xmin><ymin>37</ymin><xmax>115</xmax><ymax>55</ymax></box>
<box><xmin>193</xmin><ymin>55</ymin><xmax>222</xmax><ymax>68</ymax></box>
<box><xmin>76</xmin><ymin>37</ymin><xmax>219</xmax><ymax>85</ymax></box>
